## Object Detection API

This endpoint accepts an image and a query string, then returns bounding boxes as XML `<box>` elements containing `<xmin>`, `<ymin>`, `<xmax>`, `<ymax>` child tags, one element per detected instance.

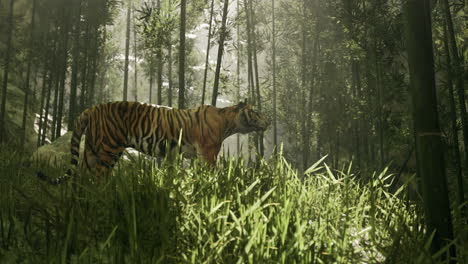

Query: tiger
<box><xmin>37</xmin><ymin>101</ymin><xmax>270</xmax><ymax>184</ymax></box>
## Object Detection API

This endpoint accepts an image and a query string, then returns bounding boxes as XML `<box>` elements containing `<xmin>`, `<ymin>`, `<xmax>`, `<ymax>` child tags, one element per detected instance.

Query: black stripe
<box><xmin>167</xmin><ymin>111</ymin><xmax>174</xmax><ymax>137</ymax></box>
<box><xmin>195</xmin><ymin>108</ymin><xmax>203</xmax><ymax>137</ymax></box>
<box><xmin>126</xmin><ymin>102</ymin><xmax>138</xmax><ymax>133</ymax></box>
<box><xmin>107</xmin><ymin>104</ymin><xmax>125</xmax><ymax>136</ymax></box>
<box><xmin>186</xmin><ymin>111</ymin><xmax>194</xmax><ymax>126</ymax></box>
<box><xmin>174</xmin><ymin>111</ymin><xmax>183</xmax><ymax>128</ymax></box>
<box><xmin>129</xmin><ymin>104</ymin><xmax>140</xmax><ymax>135</ymax></box>
<box><xmin>147</xmin><ymin>135</ymin><xmax>154</xmax><ymax>155</ymax></box>
<box><xmin>155</xmin><ymin>108</ymin><xmax>162</xmax><ymax>138</ymax></box>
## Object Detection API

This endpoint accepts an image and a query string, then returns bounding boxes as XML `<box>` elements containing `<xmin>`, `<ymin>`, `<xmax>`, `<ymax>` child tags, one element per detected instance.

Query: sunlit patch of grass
<box><xmin>0</xmin><ymin>147</ymin><xmax>466</xmax><ymax>263</ymax></box>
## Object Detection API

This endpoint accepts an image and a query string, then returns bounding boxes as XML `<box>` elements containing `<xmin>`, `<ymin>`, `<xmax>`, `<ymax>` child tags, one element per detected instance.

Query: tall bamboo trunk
<box><xmin>0</xmin><ymin>0</ymin><xmax>15</xmax><ymax>142</ymax></box>
<box><xmin>178</xmin><ymin>0</ymin><xmax>186</xmax><ymax>109</ymax></box>
<box><xmin>442</xmin><ymin>0</ymin><xmax>468</xmax><ymax>206</ymax></box>
<box><xmin>86</xmin><ymin>30</ymin><xmax>99</xmax><ymax>107</ymax></box>
<box><xmin>123</xmin><ymin>3</ymin><xmax>131</xmax><ymax>101</ymax></box>
<box><xmin>403</xmin><ymin>0</ymin><xmax>454</xmax><ymax>257</ymax></box>
<box><xmin>156</xmin><ymin>0</ymin><xmax>163</xmax><ymax>105</ymax></box>
<box><xmin>442</xmin><ymin>12</ymin><xmax>466</xmax><ymax>217</ymax></box>
<box><xmin>133</xmin><ymin>7</ymin><xmax>138</xmax><ymax>102</ymax></box>
<box><xmin>351</xmin><ymin>60</ymin><xmax>361</xmax><ymax>169</ymax></box>
<box><xmin>375</xmin><ymin>53</ymin><xmax>384</xmax><ymax>168</ymax></box>
<box><xmin>201</xmin><ymin>0</ymin><xmax>215</xmax><ymax>105</ymax></box>
<box><xmin>168</xmin><ymin>42</ymin><xmax>173</xmax><ymax>106</ymax></box>
<box><xmin>306</xmin><ymin>26</ymin><xmax>320</xmax><ymax>165</ymax></box>
<box><xmin>21</xmin><ymin>0</ymin><xmax>37</xmax><ymax>147</ymax></box>
<box><xmin>271</xmin><ymin>0</ymin><xmax>277</xmax><ymax>155</ymax></box>
<box><xmin>244</xmin><ymin>0</ymin><xmax>256</xmax><ymax>156</ymax></box>
<box><xmin>211</xmin><ymin>0</ymin><xmax>230</xmax><ymax>106</ymax></box>
<box><xmin>50</xmin><ymin>69</ymin><xmax>60</xmax><ymax>141</ymax></box>
<box><xmin>37</xmin><ymin>68</ymin><xmax>48</xmax><ymax>147</ymax></box>
<box><xmin>236</xmin><ymin>0</ymin><xmax>241</xmax><ymax>154</ymax></box>
<box><xmin>249</xmin><ymin>0</ymin><xmax>264</xmax><ymax>156</ymax></box>
<box><xmin>156</xmin><ymin>54</ymin><xmax>163</xmax><ymax>105</ymax></box>
<box><xmin>79</xmin><ymin>25</ymin><xmax>90</xmax><ymax>111</ymax></box>
<box><xmin>244</xmin><ymin>0</ymin><xmax>255</xmax><ymax>106</ymax></box>
<box><xmin>42</xmin><ymin>36</ymin><xmax>59</xmax><ymax>145</ymax></box>
<box><xmin>68</xmin><ymin>0</ymin><xmax>82</xmax><ymax>130</ymax></box>
<box><xmin>41</xmin><ymin>62</ymin><xmax>56</xmax><ymax>145</ymax></box>
<box><xmin>149</xmin><ymin>62</ymin><xmax>154</xmax><ymax>104</ymax></box>
<box><xmin>55</xmin><ymin>16</ymin><xmax>71</xmax><ymax>139</ymax></box>
<box><xmin>300</xmin><ymin>0</ymin><xmax>308</xmax><ymax>171</ymax></box>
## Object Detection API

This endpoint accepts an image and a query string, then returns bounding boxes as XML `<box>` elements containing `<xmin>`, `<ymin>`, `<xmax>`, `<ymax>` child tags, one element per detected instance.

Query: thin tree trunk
<box><xmin>37</xmin><ymin>68</ymin><xmax>48</xmax><ymax>147</ymax></box>
<box><xmin>249</xmin><ymin>0</ymin><xmax>264</xmax><ymax>156</ymax></box>
<box><xmin>300</xmin><ymin>0</ymin><xmax>308</xmax><ymax>171</ymax></box>
<box><xmin>244</xmin><ymin>0</ymin><xmax>256</xmax><ymax>156</ymax></box>
<box><xmin>352</xmin><ymin>60</ymin><xmax>361</xmax><ymax>168</ymax></box>
<box><xmin>375</xmin><ymin>53</ymin><xmax>384</xmax><ymax>168</ymax></box>
<box><xmin>36</xmin><ymin>24</ymin><xmax>53</xmax><ymax>146</ymax></box>
<box><xmin>123</xmin><ymin>2</ymin><xmax>131</xmax><ymax>101</ymax></box>
<box><xmin>168</xmin><ymin>42</ymin><xmax>173</xmax><ymax>106</ymax></box>
<box><xmin>41</xmin><ymin>36</ymin><xmax>59</xmax><ymax>145</ymax></box>
<box><xmin>237</xmin><ymin>0</ymin><xmax>241</xmax><ymax>153</ymax></box>
<box><xmin>55</xmin><ymin>15</ymin><xmax>70</xmax><ymax>139</ymax></box>
<box><xmin>41</xmin><ymin>43</ymin><xmax>57</xmax><ymax>146</ymax></box>
<box><xmin>41</xmin><ymin>74</ymin><xmax>53</xmax><ymax>145</ymax></box>
<box><xmin>96</xmin><ymin>27</ymin><xmax>107</xmax><ymax>102</ymax></box>
<box><xmin>403</xmin><ymin>0</ymin><xmax>454</xmax><ymax>258</ymax></box>
<box><xmin>0</xmin><ymin>0</ymin><xmax>15</xmax><ymax>142</ymax></box>
<box><xmin>79</xmin><ymin>24</ymin><xmax>90</xmax><ymax>111</ymax></box>
<box><xmin>51</xmin><ymin>68</ymin><xmax>60</xmax><ymax>141</ymax></box>
<box><xmin>442</xmin><ymin>0</ymin><xmax>468</xmax><ymax>203</ymax></box>
<box><xmin>133</xmin><ymin>7</ymin><xmax>138</xmax><ymax>102</ymax></box>
<box><xmin>68</xmin><ymin>0</ymin><xmax>82</xmax><ymax>130</ymax></box>
<box><xmin>211</xmin><ymin>0</ymin><xmax>230</xmax><ymax>106</ymax></box>
<box><xmin>21</xmin><ymin>0</ymin><xmax>37</xmax><ymax>146</ymax></box>
<box><xmin>244</xmin><ymin>0</ymin><xmax>255</xmax><ymax>106</ymax></box>
<box><xmin>201</xmin><ymin>0</ymin><xmax>215</xmax><ymax>105</ymax></box>
<box><xmin>157</xmin><ymin>56</ymin><xmax>163</xmax><ymax>105</ymax></box>
<box><xmin>249</xmin><ymin>0</ymin><xmax>261</xmax><ymax>110</ymax></box>
<box><xmin>32</xmin><ymin>67</ymin><xmax>38</xmax><ymax>104</ymax></box>
<box><xmin>305</xmin><ymin>26</ymin><xmax>320</xmax><ymax>165</ymax></box>
<box><xmin>156</xmin><ymin>0</ymin><xmax>163</xmax><ymax>105</ymax></box>
<box><xmin>51</xmin><ymin>13</ymin><xmax>68</xmax><ymax>141</ymax></box>
<box><xmin>271</xmin><ymin>0</ymin><xmax>277</xmax><ymax>154</ymax></box>
<box><xmin>178</xmin><ymin>0</ymin><xmax>186</xmax><ymax>109</ymax></box>
<box><xmin>149</xmin><ymin>62</ymin><xmax>154</xmax><ymax>104</ymax></box>
<box><xmin>86</xmin><ymin>30</ymin><xmax>98</xmax><ymax>107</ymax></box>
<box><xmin>443</xmin><ymin>14</ymin><xmax>465</xmax><ymax>216</ymax></box>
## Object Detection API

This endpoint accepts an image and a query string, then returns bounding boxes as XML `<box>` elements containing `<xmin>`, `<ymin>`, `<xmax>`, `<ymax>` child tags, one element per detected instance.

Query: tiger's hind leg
<box><xmin>81</xmin><ymin>143</ymin><xmax>124</xmax><ymax>184</ymax></box>
<box><xmin>93</xmin><ymin>146</ymin><xmax>125</xmax><ymax>183</ymax></box>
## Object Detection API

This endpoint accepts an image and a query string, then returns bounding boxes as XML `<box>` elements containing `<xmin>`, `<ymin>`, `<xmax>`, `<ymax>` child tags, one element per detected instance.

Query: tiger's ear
<box><xmin>234</xmin><ymin>100</ymin><xmax>248</xmax><ymax>112</ymax></box>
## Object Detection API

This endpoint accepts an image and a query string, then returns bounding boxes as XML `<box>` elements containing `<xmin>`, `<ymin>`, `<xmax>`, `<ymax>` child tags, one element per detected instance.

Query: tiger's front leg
<box><xmin>199</xmin><ymin>144</ymin><xmax>221</xmax><ymax>166</ymax></box>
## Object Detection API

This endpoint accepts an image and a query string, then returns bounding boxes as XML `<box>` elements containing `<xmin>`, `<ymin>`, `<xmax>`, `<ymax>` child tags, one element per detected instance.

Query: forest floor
<box><xmin>1</xmin><ymin>146</ymin><xmax>466</xmax><ymax>263</ymax></box>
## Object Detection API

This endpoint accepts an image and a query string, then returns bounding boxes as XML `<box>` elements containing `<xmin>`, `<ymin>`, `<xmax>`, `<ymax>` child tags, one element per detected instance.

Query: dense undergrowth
<box><xmin>0</xmin><ymin>147</ymin><xmax>466</xmax><ymax>263</ymax></box>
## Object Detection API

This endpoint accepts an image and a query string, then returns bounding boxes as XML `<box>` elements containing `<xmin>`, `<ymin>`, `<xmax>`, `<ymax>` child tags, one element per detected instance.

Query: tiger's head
<box><xmin>232</xmin><ymin>101</ymin><xmax>270</xmax><ymax>134</ymax></box>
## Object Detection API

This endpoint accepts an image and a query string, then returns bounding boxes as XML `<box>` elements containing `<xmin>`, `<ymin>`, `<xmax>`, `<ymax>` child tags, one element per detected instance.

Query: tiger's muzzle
<box><xmin>254</xmin><ymin>118</ymin><xmax>270</xmax><ymax>132</ymax></box>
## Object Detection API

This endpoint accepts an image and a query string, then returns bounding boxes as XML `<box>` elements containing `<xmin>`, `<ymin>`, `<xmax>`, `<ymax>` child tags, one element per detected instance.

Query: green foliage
<box><xmin>1</xmin><ymin>148</ymin><xmax>465</xmax><ymax>263</ymax></box>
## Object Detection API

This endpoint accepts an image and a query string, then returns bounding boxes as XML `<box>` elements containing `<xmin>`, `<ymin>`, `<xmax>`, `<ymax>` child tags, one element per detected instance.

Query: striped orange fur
<box><xmin>38</xmin><ymin>101</ymin><xmax>269</xmax><ymax>184</ymax></box>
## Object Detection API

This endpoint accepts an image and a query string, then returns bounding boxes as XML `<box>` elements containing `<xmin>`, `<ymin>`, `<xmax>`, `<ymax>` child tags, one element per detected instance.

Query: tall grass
<box><xmin>0</xmin><ymin>147</ymin><xmax>465</xmax><ymax>263</ymax></box>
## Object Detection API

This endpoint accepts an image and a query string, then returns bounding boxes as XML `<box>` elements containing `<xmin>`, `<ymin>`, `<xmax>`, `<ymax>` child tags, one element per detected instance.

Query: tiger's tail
<box><xmin>37</xmin><ymin>110</ymin><xmax>90</xmax><ymax>185</ymax></box>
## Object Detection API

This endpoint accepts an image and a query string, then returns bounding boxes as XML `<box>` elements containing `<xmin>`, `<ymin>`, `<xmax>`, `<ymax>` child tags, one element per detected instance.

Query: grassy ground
<box><xmin>0</xmin><ymin>147</ymin><xmax>466</xmax><ymax>263</ymax></box>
